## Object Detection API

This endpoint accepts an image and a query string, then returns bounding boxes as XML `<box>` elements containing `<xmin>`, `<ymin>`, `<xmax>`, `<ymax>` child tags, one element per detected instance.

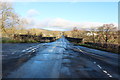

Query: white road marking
<box><xmin>102</xmin><ymin>70</ymin><xmax>112</xmax><ymax>77</ymax></box>
<box><xmin>76</xmin><ymin>47</ymin><xmax>84</xmax><ymax>53</ymax></box>
<box><xmin>97</xmin><ymin>65</ymin><xmax>102</xmax><ymax>69</ymax></box>
<box><xmin>107</xmin><ymin>73</ymin><xmax>112</xmax><ymax>77</ymax></box>
<box><xmin>93</xmin><ymin>62</ymin><xmax>112</xmax><ymax>78</ymax></box>
<box><xmin>103</xmin><ymin>70</ymin><xmax>107</xmax><ymax>73</ymax></box>
<box><xmin>93</xmin><ymin>62</ymin><xmax>96</xmax><ymax>64</ymax></box>
<box><xmin>94</xmin><ymin>62</ymin><xmax>112</xmax><ymax>77</ymax></box>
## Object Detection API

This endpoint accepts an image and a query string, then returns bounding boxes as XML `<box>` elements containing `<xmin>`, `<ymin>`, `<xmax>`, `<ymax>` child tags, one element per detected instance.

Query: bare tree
<box><xmin>0</xmin><ymin>2</ymin><xmax>13</xmax><ymax>33</ymax></box>
<box><xmin>0</xmin><ymin>2</ymin><xmax>24</xmax><ymax>38</ymax></box>
<box><xmin>71</xmin><ymin>27</ymin><xmax>79</xmax><ymax>38</ymax></box>
<box><xmin>18</xmin><ymin>18</ymin><xmax>28</xmax><ymax>30</ymax></box>
<box><xmin>97</xmin><ymin>24</ymin><xmax>117</xmax><ymax>43</ymax></box>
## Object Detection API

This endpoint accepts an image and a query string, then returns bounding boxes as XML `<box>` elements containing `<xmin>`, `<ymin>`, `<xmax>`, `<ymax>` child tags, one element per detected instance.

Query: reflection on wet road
<box><xmin>5</xmin><ymin>36</ymin><xmax>119</xmax><ymax>79</ymax></box>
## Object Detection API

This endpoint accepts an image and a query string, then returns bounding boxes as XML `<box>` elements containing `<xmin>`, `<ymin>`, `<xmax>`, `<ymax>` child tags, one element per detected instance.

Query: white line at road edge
<box><xmin>102</xmin><ymin>70</ymin><xmax>112</xmax><ymax>77</ymax></box>
<box><xmin>103</xmin><ymin>70</ymin><xmax>107</xmax><ymax>73</ymax></box>
<box><xmin>93</xmin><ymin>62</ymin><xmax>112</xmax><ymax>78</ymax></box>
<box><xmin>97</xmin><ymin>65</ymin><xmax>102</xmax><ymax>69</ymax></box>
<box><xmin>77</xmin><ymin>47</ymin><xmax>113</xmax><ymax>78</ymax></box>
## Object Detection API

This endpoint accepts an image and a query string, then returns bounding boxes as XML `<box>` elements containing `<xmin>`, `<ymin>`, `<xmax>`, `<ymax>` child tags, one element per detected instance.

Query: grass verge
<box><xmin>0</xmin><ymin>37</ymin><xmax>54</xmax><ymax>43</ymax></box>
<box><xmin>70</xmin><ymin>42</ymin><xmax>118</xmax><ymax>54</ymax></box>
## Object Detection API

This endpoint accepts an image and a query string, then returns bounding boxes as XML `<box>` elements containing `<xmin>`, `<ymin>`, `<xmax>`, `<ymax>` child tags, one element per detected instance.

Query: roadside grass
<box><xmin>0</xmin><ymin>37</ymin><xmax>39</xmax><ymax>43</ymax></box>
<box><xmin>0</xmin><ymin>37</ymin><xmax>55</xmax><ymax>43</ymax></box>
<box><xmin>1</xmin><ymin>38</ymin><xmax>39</xmax><ymax>43</ymax></box>
<box><xmin>70</xmin><ymin>42</ymin><xmax>119</xmax><ymax>54</ymax></box>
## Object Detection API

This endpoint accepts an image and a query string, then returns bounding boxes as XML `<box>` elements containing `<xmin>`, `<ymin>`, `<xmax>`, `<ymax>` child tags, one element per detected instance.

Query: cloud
<box><xmin>23</xmin><ymin>9</ymin><xmax>40</xmax><ymax>28</ymax></box>
<box><xmin>24</xmin><ymin>17</ymin><xmax>117</xmax><ymax>31</ymax></box>
<box><xmin>37</xmin><ymin>18</ymin><xmax>104</xmax><ymax>30</ymax></box>
<box><xmin>27</xmin><ymin>9</ymin><xmax>40</xmax><ymax>17</ymax></box>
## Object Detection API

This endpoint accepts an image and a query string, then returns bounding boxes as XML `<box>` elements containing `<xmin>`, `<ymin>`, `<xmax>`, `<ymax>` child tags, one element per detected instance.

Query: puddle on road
<box><xmin>35</xmin><ymin>54</ymin><xmax>62</xmax><ymax>61</ymax></box>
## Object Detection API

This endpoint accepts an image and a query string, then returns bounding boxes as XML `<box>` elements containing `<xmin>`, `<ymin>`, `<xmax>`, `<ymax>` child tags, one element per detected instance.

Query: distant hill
<box><xmin>1</xmin><ymin>28</ymin><xmax>85</xmax><ymax>38</ymax></box>
<box><xmin>15</xmin><ymin>28</ymin><xmax>62</xmax><ymax>37</ymax></box>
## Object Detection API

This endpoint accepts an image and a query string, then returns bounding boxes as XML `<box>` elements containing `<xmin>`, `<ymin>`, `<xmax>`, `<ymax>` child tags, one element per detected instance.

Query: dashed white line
<box><xmin>93</xmin><ymin>62</ymin><xmax>96</xmax><ymax>64</ymax></box>
<box><xmin>94</xmin><ymin>62</ymin><xmax>113</xmax><ymax>78</ymax></box>
<box><xmin>97</xmin><ymin>65</ymin><xmax>102</xmax><ymax>69</ymax></box>
<box><xmin>103</xmin><ymin>70</ymin><xmax>107</xmax><ymax>73</ymax></box>
<box><xmin>103</xmin><ymin>70</ymin><xmax>112</xmax><ymax>77</ymax></box>
<box><xmin>107</xmin><ymin>73</ymin><xmax>112</xmax><ymax>77</ymax></box>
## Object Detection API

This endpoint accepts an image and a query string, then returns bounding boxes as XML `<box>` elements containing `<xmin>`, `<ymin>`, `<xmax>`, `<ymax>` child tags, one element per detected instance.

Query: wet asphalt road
<box><xmin>5</xmin><ymin>36</ymin><xmax>119</xmax><ymax>79</ymax></box>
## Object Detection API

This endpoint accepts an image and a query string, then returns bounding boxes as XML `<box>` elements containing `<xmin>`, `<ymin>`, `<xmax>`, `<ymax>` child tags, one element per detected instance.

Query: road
<box><xmin>5</xmin><ymin>36</ymin><xmax>119</xmax><ymax>79</ymax></box>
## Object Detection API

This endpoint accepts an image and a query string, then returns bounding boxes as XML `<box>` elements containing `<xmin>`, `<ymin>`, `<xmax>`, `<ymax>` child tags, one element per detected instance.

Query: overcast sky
<box><xmin>13</xmin><ymin>2</ymin><xmax>118</xmax><ymax>31</ymax></box>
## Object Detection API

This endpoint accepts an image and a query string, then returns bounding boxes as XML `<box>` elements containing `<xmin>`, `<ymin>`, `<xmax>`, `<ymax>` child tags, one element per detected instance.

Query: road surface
<box><xmin>4</xmin><ymin>36</ymin><xmax>119</xmax><ymax>79</ymax></box>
